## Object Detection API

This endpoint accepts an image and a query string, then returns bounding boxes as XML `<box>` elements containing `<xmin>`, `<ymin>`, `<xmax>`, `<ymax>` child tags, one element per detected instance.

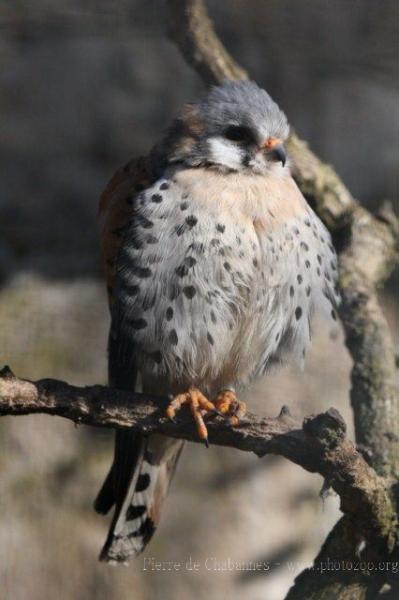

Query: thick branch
<box><xmin>167</xmin><ymin>0</ymin><xmax>247</xmax><ymax>85</ymax></box>
<box><xmin>0</xmin><ymin>365</ymin><xmax>395</xmax><ymax>557</ymax></box>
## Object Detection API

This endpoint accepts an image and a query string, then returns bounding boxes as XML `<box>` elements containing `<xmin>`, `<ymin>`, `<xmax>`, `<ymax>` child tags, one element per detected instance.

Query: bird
<box><xmin>95</xmin><ymin>80</ymin><xmax>339</xmax><ymax>563</ymax></box>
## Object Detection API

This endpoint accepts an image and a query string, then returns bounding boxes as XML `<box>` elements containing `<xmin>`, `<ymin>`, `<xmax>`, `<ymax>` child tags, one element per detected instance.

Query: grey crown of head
<box><xmin>155</xmin><ymin>80</ymin><xmax>289</xmax><ymax>171</ymax></box>
<box><xmin>198</xmin><ymin>80</ymin><xmax>289</xmax><ymax>143</ymax></box>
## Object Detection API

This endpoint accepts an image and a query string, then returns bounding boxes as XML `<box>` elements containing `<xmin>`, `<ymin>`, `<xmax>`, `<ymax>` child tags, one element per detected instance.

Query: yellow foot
<box><xmin>214</xmin><ymin>389</ymin><xmax>246</xmax><ymax>426</ymax></box>
<box><xmin>166</xmin><ymin>387</ymin><xmax>216</xmax><ymax>447</ymax></box>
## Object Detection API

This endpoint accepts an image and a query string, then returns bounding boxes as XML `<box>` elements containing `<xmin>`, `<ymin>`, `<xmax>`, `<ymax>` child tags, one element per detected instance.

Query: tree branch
<box><xmin>0</xmin><ymin>365</ymin><xmax>395</xmax><ymax>558</ymax></box>
<box><xmin>167</xmin><ymin>0</ymin><xmax>247</xmax><ymax>85</ymax></box>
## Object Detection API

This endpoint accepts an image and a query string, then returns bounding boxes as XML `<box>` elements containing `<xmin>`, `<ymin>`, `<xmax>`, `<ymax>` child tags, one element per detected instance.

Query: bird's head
<box><xmin>162</xmin><ymin>80</ymin><xmax>289</xmax><ymax>175</ymax></box>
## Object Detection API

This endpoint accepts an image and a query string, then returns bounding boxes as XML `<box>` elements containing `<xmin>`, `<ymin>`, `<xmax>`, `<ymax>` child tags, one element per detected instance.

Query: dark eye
<box><xmin>224</xmin><ymin>125</ymin><xmax>253</xmax><ymax>143</ymax></box>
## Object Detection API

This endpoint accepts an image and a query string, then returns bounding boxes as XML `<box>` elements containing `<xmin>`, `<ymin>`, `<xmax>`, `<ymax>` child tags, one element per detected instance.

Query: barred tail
<box><xmin>95</xmin><ymin>430</ymin><xmax>183</xmax><ymax>563</ymax></box>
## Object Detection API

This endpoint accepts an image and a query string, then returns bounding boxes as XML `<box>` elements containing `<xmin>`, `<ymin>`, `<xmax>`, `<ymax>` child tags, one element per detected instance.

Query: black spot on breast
<box><xmin>126</xmin><ymin>504</ymin><xmax>146</xmax><ymax>521</ymax></box>
<box><xmin>317</xmin><ymin>254</ymin><xmax>322</xmax><ymax>265</ymax></box>
<box><xmin>169</xmin><ymin>329</ymin><xmax>178</xmax><ymax>345</ymax></box>
<box><xmin>210</xmin><ymin>310</ymin><xmax>217</xmax><ymax>324</ymax></box>
<box><xmin>224</xmin><ymin>262</ymin><xmax>231</xmax><ymax>271</ymax></box>
<box><xmin>306</xmin><ymin>285</ymin><xmax>311</xmax><ymax>297</ymax></box>
<box><xmin>130</xmin><ymin>318</ymin><xmax>147</xmax><ymax>330</ymax></box>
<box><xmin>289</xmin><ymin>285</ymin><xmax>294</xmax><ymax>298</ymax></box>
<box><xmin>300</xmin><ymin>241</ymin><xmax>309</xmax><ymax>251</ymax></box>
<box><xmin>331</xmin><ymin>261</ymin><xmax>337</xmax><ymax>271</ymax></box>
<box><xmin>305</xmin><ymin>260</ymin><xmax>311</xmax><ymax>269</ymax></box>
<box><xmin>253</xmin><ymin>258</ymin><xmax>258</xmax><ymax>268</ymax></box>
<box><xmin>151</xmin><ymin>193</ymin><xmax>163</xmax><ymax>203</ymax></box>
<box><xmin>185</xmin><ymin>256</ymin><xmax>196</xmax><ymax>268</ymax></box>
<box><xmin>166</xmin><ymin>307</ymin><xmax>174</xmax><ymax>321</ymax></box>
<box><xmin>136</xmin><ymin>473</ymin><xmax>151</xmax><ymax>492</ymax></box>
<box><xmin>207</xmin><ymin>332</ymin><xmax>214</xmax><ymax>345</ymax></box>
<box><xmin>295</xmin><ymin>306</ymin><xmax>303</xmax><ymax>320</ymax></box>
<box><xmin>180</xmin><ymin>201</ymin><xmax>189</xmax><ymax>211</ymax></box>
<box><xmin>160</xmin><ymin>182</ymin><xmax>169</xmax><ymax>190</ymax></box>
<box><xmin>331</xmin><ymin>309</ymin><xmax>337</xmax><ymax>321</ymax></box>
<box><xmin>176</xmin><ymin>264</ymin><xmax>189</xmax><ymax>278</ymax></box>
<box><xmin>305</xmin><ymin>219</ymin><xmax>311</xmax><ymax>227</ymax></box>
<box><xmin>216</xmin><ymin>224</ymin><xmax>225</xmax><ymax>233</ymax></box>
<box><xmin>268</xmin><ymin>209</ymin><xmax>275</xmax><ymax>219</ymax></box>
<box><xmin>186</xmin><ymin>215</ymin><xmax>198</xmax><ymax>228</ymax></box>
<box><xmin>132</xmin><ymin>266</ymin><xmax>152</xmax><ymax>279</ymax></box>
<box><xmin>183</xmin><ymin>285</ymin><xmax>196</xmax><ymax>299</ymax></box>
<box><xmin>146</xmin><ymin>235</ymin><xmax>158</xmax><ymax>244</ymax></box>
<box><xmin>275</xmin><ymin>332</ymin><xmax>280</xmax><ymax>341</ymax></box>
<box><xmin>297</xmin><ymin>274</ymin><xmax>303</xmax><ymax>284</ymax></box>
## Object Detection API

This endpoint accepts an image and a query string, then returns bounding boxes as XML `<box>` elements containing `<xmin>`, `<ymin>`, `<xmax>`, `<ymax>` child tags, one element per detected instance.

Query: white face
<box><xmin>207</xmin><ymin>127</ymin><xmax>287</xmax><ymax>175</ymax></box>
<box><xmin>208</xmin><ymin>137</ymin><xmax>244</xmax><ymax>171</ymax></box>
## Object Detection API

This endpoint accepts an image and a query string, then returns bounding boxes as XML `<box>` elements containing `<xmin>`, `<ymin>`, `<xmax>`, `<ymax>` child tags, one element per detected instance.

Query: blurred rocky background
<box><xmin>0</xmin><ymin>1</ymin><xmax>398</xmax><ymax>599</ymax></box>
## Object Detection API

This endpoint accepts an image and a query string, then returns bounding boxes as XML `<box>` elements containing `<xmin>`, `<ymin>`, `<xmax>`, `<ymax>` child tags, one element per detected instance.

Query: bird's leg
<box><xmin>166</xmin><ymin>387</ymin><xmax>216</xmax><ymax>447</ymax></box>
<box><xmin>214</xmin><ymin>389</ymin><xmax>246</xmax><ymax>426</ymax></box>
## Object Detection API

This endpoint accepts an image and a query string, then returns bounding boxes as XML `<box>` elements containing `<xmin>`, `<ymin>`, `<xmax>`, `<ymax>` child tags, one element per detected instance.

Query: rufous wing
<box><xmin>98</xmin><ymin>156</ymin><xmax>155</xmax><ymax>307</ymax></box>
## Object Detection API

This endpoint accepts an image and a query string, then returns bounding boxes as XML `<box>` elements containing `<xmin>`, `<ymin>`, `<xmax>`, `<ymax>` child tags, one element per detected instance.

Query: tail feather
<box><xmin>96</xmin><ymin>330</ymin><xmax>183</xmax><ymax>563</ymax></box>
<box><xmin>97</xmin><ymin>432</ymin><xmax>184</xmax><ymax>563</ymax></box>
<box><xmin>93</xmin><ymin>464</ymin><xmax>115</xmax><ymax>515</ymax></box>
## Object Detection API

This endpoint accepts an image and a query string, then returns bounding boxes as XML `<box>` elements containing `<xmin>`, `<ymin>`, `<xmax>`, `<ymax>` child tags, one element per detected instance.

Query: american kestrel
<box><xmin>95</xmin><ymin>81</ymin><xmax>339</xmax><ymax>563</ymax></box>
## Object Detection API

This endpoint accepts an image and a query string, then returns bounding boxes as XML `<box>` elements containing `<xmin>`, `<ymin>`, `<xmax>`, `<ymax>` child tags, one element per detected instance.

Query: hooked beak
<box><xmin>269</xmin><ymin>144</ymin><xmax>286</xmax><ymax>166</ymax></box>
<box><xmin>260</xmin><ymin>137</ymin><xmax>287</xmax><ymax>166</ymax></box>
